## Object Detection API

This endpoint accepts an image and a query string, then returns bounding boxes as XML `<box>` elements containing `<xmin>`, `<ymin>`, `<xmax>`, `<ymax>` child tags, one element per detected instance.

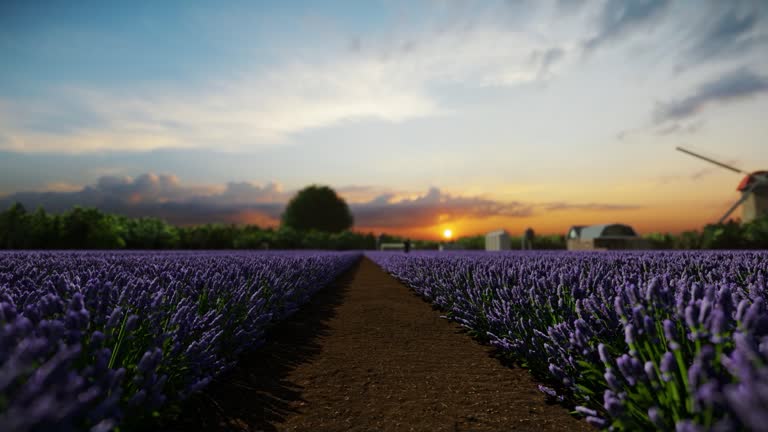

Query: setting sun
<box><xmin>443</xmin><ymin>229</ymin><xmax>453</xmax><ymax>240</ymax></box>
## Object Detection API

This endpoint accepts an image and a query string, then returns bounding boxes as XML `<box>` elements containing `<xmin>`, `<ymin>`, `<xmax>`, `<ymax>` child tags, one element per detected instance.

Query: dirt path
<box><xmin>166</xmin><ymin>257</ymin><xmax>590</xmax><ymax>432</ymax></box>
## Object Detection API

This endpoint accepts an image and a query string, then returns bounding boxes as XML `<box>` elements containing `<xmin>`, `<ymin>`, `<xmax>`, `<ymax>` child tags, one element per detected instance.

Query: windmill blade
<box><xmin>718</xmin><ymin>181</ymin><xmax>760</xmax><ymax>224</ymax></box>
<box><xmin>676</xmin><ymin>147</ymin><xmax>747</xmax><ymax>174</ymax></box>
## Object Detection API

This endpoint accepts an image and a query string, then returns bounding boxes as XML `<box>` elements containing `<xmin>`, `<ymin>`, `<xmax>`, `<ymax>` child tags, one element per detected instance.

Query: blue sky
<box><xmin>1</xmin><ymin>0</ymin><xmax>767</xmax><ymax>237</ymax></box>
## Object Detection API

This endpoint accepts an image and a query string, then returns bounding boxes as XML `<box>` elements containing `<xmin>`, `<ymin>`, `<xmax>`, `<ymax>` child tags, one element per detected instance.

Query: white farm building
<box><xmin>485</xmin><ymin>230</ymin><xmax>511</xmax><ymax>251</ymax></box>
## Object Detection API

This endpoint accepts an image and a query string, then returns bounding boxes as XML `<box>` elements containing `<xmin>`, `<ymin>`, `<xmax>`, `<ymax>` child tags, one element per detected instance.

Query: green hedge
<box><xmin>0</xmin><ymin>203</ymin><xmax>375</xmax><ymax>250</ymax></box>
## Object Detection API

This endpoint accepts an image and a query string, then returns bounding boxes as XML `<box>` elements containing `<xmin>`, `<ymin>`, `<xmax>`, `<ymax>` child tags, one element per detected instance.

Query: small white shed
<box><xmin>439</xmin><ymin>242</ymin><xmax>463</xmax><ymax>251</ymax></box>
<box><xmin>485</xmin><ymin>230</ymin><xmax>511</xmax><ymax>251</ymax></box>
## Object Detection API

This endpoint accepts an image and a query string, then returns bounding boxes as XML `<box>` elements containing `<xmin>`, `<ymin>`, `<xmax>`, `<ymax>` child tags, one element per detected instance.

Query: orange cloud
<box><xmin>5</xmin><ymin>173</ymin><xmax>725</xmax><ymax>239</ymax></box>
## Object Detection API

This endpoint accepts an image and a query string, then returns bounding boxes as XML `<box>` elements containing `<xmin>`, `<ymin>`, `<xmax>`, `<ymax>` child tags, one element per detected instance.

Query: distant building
<box><xmin>485</xmin><ymin>230</ymin><xmax>511</xmax><ymax>251</ymax></box>
<box><xmin>740</xmin><ymin>172</ymin><xmax>768</xmax><ymax>222</ymax></box>
<box><xmin>380</xmin><ymin>242</ymin><xmax>407</xmax><ymax>251</ymax></box>
<box><xmin>439</xmin><ymin>242</ymin><xmax>464</xmax><ymax>251</ymax></box>
<box><xmin>566</xmin><ymin>223</ymin><xmax>650</xmax><ymax>250</ymax></box>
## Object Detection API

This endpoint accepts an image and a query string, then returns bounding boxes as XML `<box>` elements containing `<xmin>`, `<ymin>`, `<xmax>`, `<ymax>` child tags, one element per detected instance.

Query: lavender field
<box><xmin>0</xmin><ymin>251</ymin><xmax>360</xmax><ymax>431</ymax></box>
<box><xmin>369</xmin><ymin>251</ymin><xmax>768</xmax><ymax>431</ymax></box>
<box><xmin>3</xmin><ymin>250</ymin><xmax>768</xmax><ymax>431</ymax></box>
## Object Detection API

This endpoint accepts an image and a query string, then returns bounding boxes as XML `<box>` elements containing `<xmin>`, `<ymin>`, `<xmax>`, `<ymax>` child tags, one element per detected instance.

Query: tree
<box><xmin>742</xmin><ymin>215</ymin><xmax>768</xmax><ymax>248</ymax></box>
<box><xmin>700</xmin><ymin>221</ymin><xmax>744</xmax><ymax>249</ymax></box>
<box><xmin>0</xmin><ymin>203</ymin><xmax>29</xmax><ymax>248</ymax></box>
<box><xmin>27</xmin><ymin>207</ymin><xmax>58</xmax><ymax>248</ymax></box>
<box><xmin>281</xmin><ymin>185</ymin><xmax>353</xmax><ymax>233</ymax></box>
<box><xmin>122</xmin><ymin>217</ymin><xmax>179</xmax><ymax>249</ymax></box>
<box><xmin>60</xmin><ymin>207</ymin><xmax>125</xmax><ymax>249</ymax></box>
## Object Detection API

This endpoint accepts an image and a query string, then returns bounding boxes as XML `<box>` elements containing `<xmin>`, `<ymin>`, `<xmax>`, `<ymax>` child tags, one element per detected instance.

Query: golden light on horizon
<box><xmin>443</xmin><ymin>228</ymin><xmax>453</xmax><ymax>239</ymax></box>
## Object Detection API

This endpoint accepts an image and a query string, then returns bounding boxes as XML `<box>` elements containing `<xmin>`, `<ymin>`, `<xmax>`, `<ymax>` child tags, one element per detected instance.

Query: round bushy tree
<box><xmin>281</xmin><ymin>185</ymin><xmax>353</xmax><ymax>233</ymax></box>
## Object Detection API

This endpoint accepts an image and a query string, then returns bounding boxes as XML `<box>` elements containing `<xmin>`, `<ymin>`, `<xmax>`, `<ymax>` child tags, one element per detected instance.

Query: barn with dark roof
<box><xmin>566</xmin><ymin>223</ymin><xmax>650</xmax><ymax>250</ymax></box>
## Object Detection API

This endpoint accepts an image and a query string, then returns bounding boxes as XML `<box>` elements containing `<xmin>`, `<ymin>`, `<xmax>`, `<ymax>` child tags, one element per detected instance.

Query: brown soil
<box><xmin>164</xmin><ymin>257</ymin><xmax>591</xmax><ymax>432</ymax></box>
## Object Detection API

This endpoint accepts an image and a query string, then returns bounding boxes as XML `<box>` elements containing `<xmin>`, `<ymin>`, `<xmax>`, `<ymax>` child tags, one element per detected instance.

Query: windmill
<box><xmin>676</xmin><ymin>146</ymin><xmax>768</xmax><ymax>224</ymax></box>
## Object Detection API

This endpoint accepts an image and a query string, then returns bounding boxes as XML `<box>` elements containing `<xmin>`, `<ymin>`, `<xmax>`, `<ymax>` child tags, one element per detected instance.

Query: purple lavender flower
<box><xmin>605</xmin><ymin>370</ymin><xmax>622</xmax><ymax>391</ymax></box>
<box><xmin>604</xmin><ymin>390</ymin><xmax>623</xmax><ymax>417</ymax></box>
<box><xmin>664</xmin><ymin>319</ymin><xmax>680</xmax><ymax>350</ymax></box>
<box><xmin>648</xmin><ymin>407</ymin><xmax>664</xmax><ymax>429</ymax></box>
<box><xmin>625</xmin><ymin>324</ymin><xmax>636</xmax><ymax>346</ymax></box>
<box><xmin>617</xmin><ymin>354</ymin><xmax>638</xmax><ymax>386</ymax></box>
<box><xmin>0</xmin><ymin>250</ymin><xmax>361</xmax><ymax>431</ymax></box>
<box><xmin>575</xmin><ymin>405</ymin><xmax>598</xmax><ymax>417</ymax></box>
<box><xmin>685</xmin><ymin>305</ymin><xmax>698</xmax><ymax>330</ymax></box>
<box><xmin>598</xmin><ymin>343</ymin><xmax>612</xmax><ymax>365</ymax></box>
<box><xmin>586</xmin><ymin>416</ymin><xmax>608</xmax><ymax>428</ymax></box>
<box><xmin>736</xmin><ymin>299</ymin><xmax>750</xmax><ymax>323</ymax></box>
<box><xmin>661</xmin><ymin>351</ymin><xmax>676</xmax><ymax>382</ymax></box>
<box><xmin>365</xmin><ymin>251</ymin><xmax>768</xmax><ymax>430</ymax></box>
<box><xmin>644</xmin><ymin>361</ymin><xmax>657</xmax><ymax>383</ymax></box>
<box><xmin>676</xmin><ymin>420</ymin><xmax>704</xmax><ymax>432</ymax></box>
<box><xmin>644</xmin><ymin>315</ymin><xmax>657</xmax><ymax>340</ymax></box>
<box><xmin>709</xmin><ymin>309</ymin><xmax>726</xmax><ymax>344</ymax></box>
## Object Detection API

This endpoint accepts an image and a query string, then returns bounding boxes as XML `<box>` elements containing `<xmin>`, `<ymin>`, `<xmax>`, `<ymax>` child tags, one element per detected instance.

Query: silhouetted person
<box><xmin>522</xmin><ymin>227</ymin><xmax>535</xmax><ymax>250</ymax></box>
<box><xmin>404</xmin><ymin>239</ymin><xmax>411</xmax><ymax>253</ymax></box>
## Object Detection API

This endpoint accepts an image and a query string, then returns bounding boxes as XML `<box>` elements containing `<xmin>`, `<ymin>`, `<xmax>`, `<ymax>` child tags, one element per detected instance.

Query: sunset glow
<box><xmin>0</xmin><ymin>1</ymin><xmax>766</xmax><ymax>239</ymax></box>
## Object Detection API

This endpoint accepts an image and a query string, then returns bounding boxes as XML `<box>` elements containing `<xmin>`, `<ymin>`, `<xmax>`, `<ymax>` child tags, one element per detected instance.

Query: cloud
<box><xmin>348</xmin><ymin>36</ymin><xmax>362</xmax><ymax>53</ymax></box>
<box><xmin>656</xmin><ymin>154</ymin><xmax>744</xmax><ymax>183</ymax></box>
<box><xmin>0</xmin><ymin>174</ymin><xmax>285</xmax><ymax>225</ymax></box>
<box><xmin>654</xmin><ymin>120</ymin><xmax>704</xmax><ymax>136</ymax></box>
<box><xmin>350</xmin><ymin>187</ymin><xmax>641</xmax><ymax>229</ymax></box>
<box><xmin>0</xmin><ymin>174</ymin><xmax>641</xmax><ymax>230</ymax></box>
<box><xmin>350</xmin><ymin>187</ymin><xmax>534</xmax><ymax>228</ymax></box>
<box><xmin>654</xmin><ymin>67</ymin><xmax>768</xmax><ymax>123</ymax></box>
<box><xmin>0</xmin><ymin>24</ymin><xmax>561</xmax><ymax>154</ymax></box>
<box><xmin>334</xmin><ymin>185</ymin><xmax>389</xmax><ymax>204</ymax></box>
<box><xmin>656</xmin><ymin>169</ymin><xmax>714</xmax><ymax>185</ymax></box>
<box><xmin>40</xmin><ymin>182</ymin><xmax>83</xmax><ymax>193</ymax></box>
<box><xmin>529</xmin><ymin>47</ymin><xmax>566</xmax><ymax>79</ymax></box>
<box><xmin>584</xmin><ymin>0</ymin><xmax>671</xmax><ymax>52</ymax></box>
<box><xmin>209</xmin><ymin>182</ymin><xmax>286</xmax><ymax>205</ymax></box>
<box><xmin>681</xmin><ymin>0</ymin><xmax>768</xmax><ymax>66</ymax></box>
<box><xmin>555</xmin><ymin>0</ymin><xmax>587</xmax><ymax>14</ymax></box>
<box><xmin>541</xmin><ymin>202</ymin><xmax>641</xmax><ymax>211</ymax></box>
<box><xmin>690</xmin><ymin>168</ymin><xmax>715</xmax><ymax>180</ymax></box>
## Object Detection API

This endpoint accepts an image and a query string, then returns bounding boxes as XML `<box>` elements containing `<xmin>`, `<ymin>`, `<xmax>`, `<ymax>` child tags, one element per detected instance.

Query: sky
<box><xmin>1</xmin><ymin>0</ymin><xmax>767</xmax><ymax>239</ymax></box>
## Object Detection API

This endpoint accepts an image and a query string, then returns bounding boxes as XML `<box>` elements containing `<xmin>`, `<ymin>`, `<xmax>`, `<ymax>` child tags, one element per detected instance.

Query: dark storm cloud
<box><xmin>584</xmin><ymin>0</ymin><xmax>671</xmax><ymax>52</ymax></box>
<box><xmin>654</xmin><ymin>67</ymin><xmax>768</xmax><ymax>123</ymax></box>
<box><xmin>0</xmin><ymin>176</ymin><xmax>642</xmax><ymax>229</ymax></box>
<box><xmin>682</xmin><ymin>0</ymin><xmax>768</xmax><ymax>66</ymax></box>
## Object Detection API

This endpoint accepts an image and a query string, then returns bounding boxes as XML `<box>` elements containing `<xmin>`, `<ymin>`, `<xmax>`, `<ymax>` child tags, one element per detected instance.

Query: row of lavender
<box><xmin>0</xmin><ymin>251</ymin><xmax>360</xmax><ymax>431</ymax></box>
<box><xmin>368</xmin><ymin>251</ymin><xmax>768</xmax><ymax>431</ymax></box>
